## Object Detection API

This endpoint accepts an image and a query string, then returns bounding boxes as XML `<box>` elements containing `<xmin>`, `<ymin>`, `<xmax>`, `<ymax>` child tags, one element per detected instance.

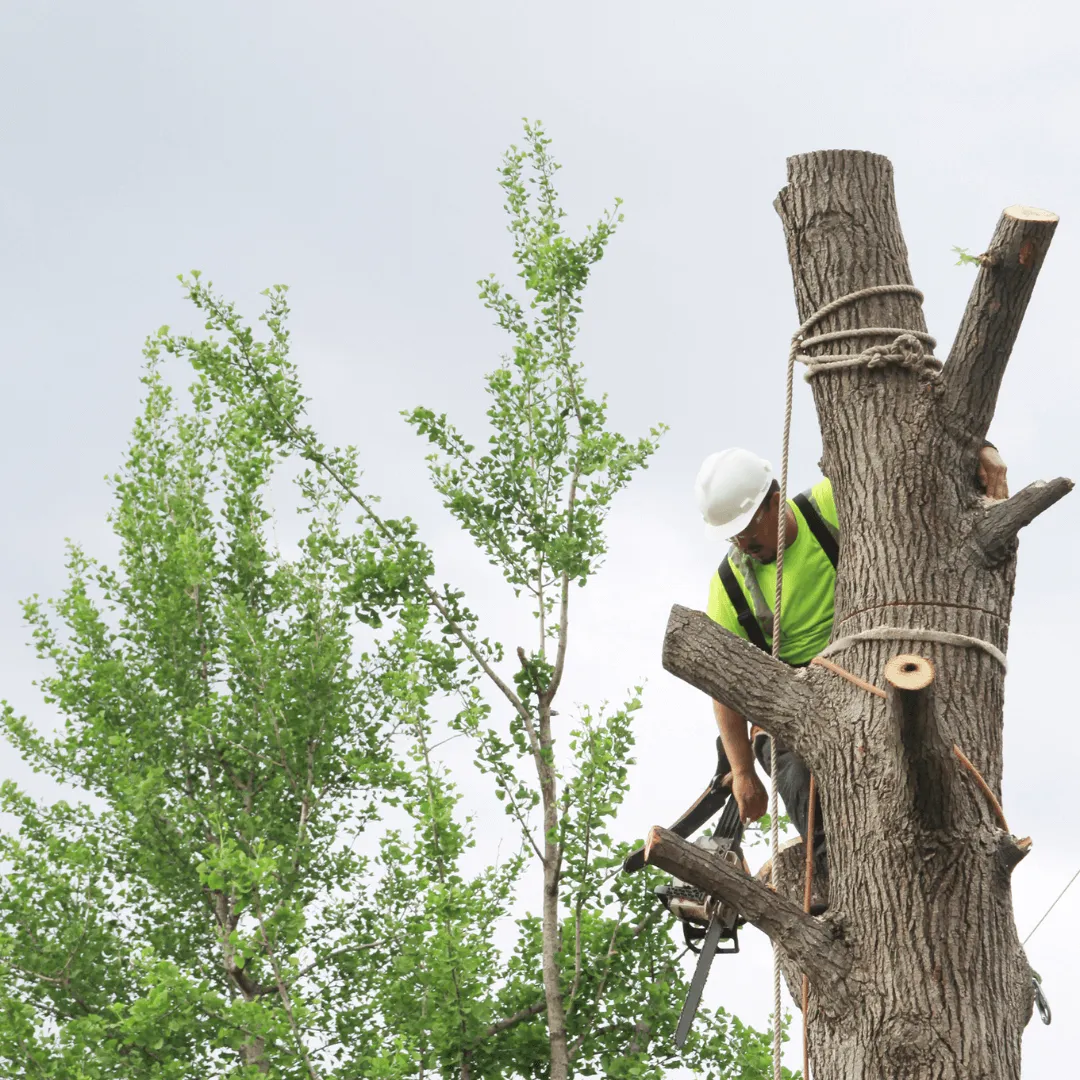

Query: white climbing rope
<box><xmin>769</xmin><ymin>301</ymin><xmax>796</xmax><ymax>1080</ymax></box>
<box><xmin>819</xmin><ymin>626</ymin><xmax>1008</xmax><ymax>671</ymax></box>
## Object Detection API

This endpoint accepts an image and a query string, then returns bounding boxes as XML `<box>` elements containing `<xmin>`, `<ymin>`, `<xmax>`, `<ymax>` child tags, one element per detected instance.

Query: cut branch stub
<box><xmin>886</xmin><ymin>653</ymin><xmax>948</xmax><ymax>830</ymax></box>
<box><xmin>883</xmin><ymin>653</ymin><xmax>935</xmax><ymax>691</ymax></box>
<box><xmin>999</xmin><ymin>834</ymin><xmax>1033</xmax><ymax>874</ymax></box>
<box><xmin>943</xmin><ymin>204</ymin><xmax>1058</xmax><ymax>443</ymax></box>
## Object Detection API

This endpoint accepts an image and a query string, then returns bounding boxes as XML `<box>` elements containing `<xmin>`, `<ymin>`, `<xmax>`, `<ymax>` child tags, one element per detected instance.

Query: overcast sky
<box><xmin>3</xmin><ymin>1</ymin><xmax>1078</xmax><ymax>1074</ymax></box>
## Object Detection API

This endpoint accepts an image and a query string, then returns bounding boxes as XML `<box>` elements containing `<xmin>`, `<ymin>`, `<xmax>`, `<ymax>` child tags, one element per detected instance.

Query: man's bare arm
<box><xmin>713</xmin><ymin>699</ymin><xmax>767</xmax><ymax>822</ymax></box>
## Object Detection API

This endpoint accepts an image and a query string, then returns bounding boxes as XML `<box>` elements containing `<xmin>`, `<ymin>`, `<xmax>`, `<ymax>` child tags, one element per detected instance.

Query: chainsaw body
<box><xmin>655</xmin><ymin>832</ymin><xmax>746</xmax><ymax>954</ymax></box>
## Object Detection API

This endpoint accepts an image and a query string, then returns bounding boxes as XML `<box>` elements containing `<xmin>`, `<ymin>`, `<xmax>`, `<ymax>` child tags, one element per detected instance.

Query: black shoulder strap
<box><xmin>793</xmin><ymin>492</ymin><xmax>839</xmax><ymax>570</ymax></box>
<box><xmin>718</xmin><ymin>559</ymin><xmax>770</xmax><ymax>653</ymax></box>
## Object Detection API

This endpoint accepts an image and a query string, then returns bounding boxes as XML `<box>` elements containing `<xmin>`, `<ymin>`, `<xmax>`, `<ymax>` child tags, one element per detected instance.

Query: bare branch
<box><xmin>942</xmin><ymin>205</ymin><xmax>1058</xmax><ymax>441</ymax></box>
<box><xmin>662</xmin><ymin>605</ymin><xmax>815</xmax><ymax>754</ymax></box>
<box><xmin>480</xmin><ymin>1000</ymin><xmax>546</xmax><ymax>1039</ymax></box>
<box><xmin>493</xmin><ymin>772</ymin><xmax>545</xmax><ymax>865</ymax></box>
<box><xmin>644</xmin><ymin>827</ymin><xmax>852</xmax><ymax>1003</ymax></box>
<box><xmin>973</xmin><ymin>477</ymin><xmax>1073</xmax><ymax>563</ymax></box>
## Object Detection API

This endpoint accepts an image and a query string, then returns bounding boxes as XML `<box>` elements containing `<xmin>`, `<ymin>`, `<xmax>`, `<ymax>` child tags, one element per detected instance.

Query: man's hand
<box><xmin>730</xmin><ymin>769</ymin><xmax>768</xmax><ymax>824</ymax></box>
<box><xmin>978</xmin><ymin>445</ymin><xmax>1009</xmax><ymax>500</ymax></box>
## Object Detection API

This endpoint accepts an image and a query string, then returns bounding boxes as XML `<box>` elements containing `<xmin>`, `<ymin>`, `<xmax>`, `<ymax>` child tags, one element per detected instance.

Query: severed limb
<box><xmin>942</xmin><ymin>205</ymin><xmax>1058</xmax><ymax>443</ymax></box>
<box><xmin>973</xmin><ymin>477</ymin><xmax>1073</xmax><ymax>563</ymax></box>
<box><xmin>998</xmin><ymin>834</ymin><xmax>1033</xmax><ymax>874</ymax></box>
<box><xmin>662</xmin><ymin>604</ymin><xmax>817</xmax><ymax>758</ymax></box>
<box><xmin>885</xmin><ymin>655</ymin><xmax>950</xmax><ymax>831</ymax></box>
<box><xmin>645</xmin><ymin>827</ymin><xmax>852</xmax><ymax>1005</ymax></box>
<box><xmin>997</xmin><ymin>833</ymin><xmax>1032</xmax><ymax>876</ymax></box>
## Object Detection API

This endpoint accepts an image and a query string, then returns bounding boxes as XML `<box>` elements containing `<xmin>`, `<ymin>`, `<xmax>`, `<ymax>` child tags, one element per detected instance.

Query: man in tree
<box><xmin>696</xmin><ymin>444</ymin><xmax>1009</xmax><ymax>857</ymax></box>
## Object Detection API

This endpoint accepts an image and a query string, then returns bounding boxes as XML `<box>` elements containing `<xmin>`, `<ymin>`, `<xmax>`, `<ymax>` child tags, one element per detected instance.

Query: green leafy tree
<box><xmin>0</xmin><ymin>351</ymin><xmax>442</xmax><ymax>1076</ymax></box>
<box><xmin>0</xmin><ymin>122</ymin><xmax>783</xmax><ymax>1078</ymax></box>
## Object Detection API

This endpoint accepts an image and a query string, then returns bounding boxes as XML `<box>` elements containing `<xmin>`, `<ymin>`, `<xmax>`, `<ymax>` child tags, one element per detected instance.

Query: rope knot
<box><xmin>790</xmin><ymin>284</ymin><xmax>944</xmax><ymax>381</ymax></box>
<box><xmin>863</xmin><ymin>332</ymin><xmax>928</xmax><ymax>372</ymax></box>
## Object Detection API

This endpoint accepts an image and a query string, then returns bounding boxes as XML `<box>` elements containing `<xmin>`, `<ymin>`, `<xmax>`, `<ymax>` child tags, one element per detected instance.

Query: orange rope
<box><xmin>952</xmin><ymin>744</ymin><xmax>1009</xmax><ymax>832</ymax></box>
<box><xmin>809</xmin><ymin>656</ymin><xmax>886</xmax><ymax>699</ymax></box>
<box><xmin>801</xmin><ymin>773</ymin><xmax>817</xmax><ymax>1080</ymax></box>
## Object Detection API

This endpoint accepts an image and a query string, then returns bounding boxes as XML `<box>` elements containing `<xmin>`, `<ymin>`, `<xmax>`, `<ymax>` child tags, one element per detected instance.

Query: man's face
<box><xmin>730</xmin><ymin>491</ymin><xmax>780</xmax><ymax>563</ymax></box>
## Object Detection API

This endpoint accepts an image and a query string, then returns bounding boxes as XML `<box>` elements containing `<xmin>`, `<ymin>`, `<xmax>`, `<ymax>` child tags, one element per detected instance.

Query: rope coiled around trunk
<box><xmin>789</xmin><ymin>283</ymin><xmax>941</xmax><ymax>381</ymax></box>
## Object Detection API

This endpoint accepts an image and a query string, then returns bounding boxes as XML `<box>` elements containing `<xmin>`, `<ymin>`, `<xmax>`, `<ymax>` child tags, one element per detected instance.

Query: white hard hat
<box><xmin>694</xmin><ymin>448</ymin><xmax>774</xmax><ymax>535</ymax></box>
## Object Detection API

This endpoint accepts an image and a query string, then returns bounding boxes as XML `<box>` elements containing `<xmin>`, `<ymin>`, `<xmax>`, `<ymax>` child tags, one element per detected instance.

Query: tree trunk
<box><xmin>539</xmin><ymin>701</ymin><xmax>571</xmax><ymax>1080</ymax></box>
<box><xmin>653</xmin><ymin>151</ymin><xmax>1068</xmax><ymax>1079</ymax></box>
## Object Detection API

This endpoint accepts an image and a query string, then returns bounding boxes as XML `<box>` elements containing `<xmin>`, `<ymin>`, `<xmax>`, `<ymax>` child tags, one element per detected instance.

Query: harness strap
<box><xmin>792</xmin><ymin>491</ymin><xmax>839</xmax><ymax>569</ymax></box>
<box><xmin>718</xmin><ymin>559</ymin><xmax>770</xmax><ymax>653</ymax></box>
<box><xmin>718</xmin><ymin>488</ymin><xmax>837</xmax><ymax>654</ymax></box>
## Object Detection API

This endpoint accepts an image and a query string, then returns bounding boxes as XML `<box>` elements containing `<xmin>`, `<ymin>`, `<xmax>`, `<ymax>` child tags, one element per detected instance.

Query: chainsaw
<box><xmin>624</xmin><ymin>738</ymin><xmax>749</xmax><ymax>1046</ymax></box>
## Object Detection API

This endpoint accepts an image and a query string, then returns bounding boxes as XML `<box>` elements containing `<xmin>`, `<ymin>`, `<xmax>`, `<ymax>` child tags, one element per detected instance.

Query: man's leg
<box><xmin>754</xmin><ymin>733</ymin><xmax>826</xmax><ymax>872</ymax></box>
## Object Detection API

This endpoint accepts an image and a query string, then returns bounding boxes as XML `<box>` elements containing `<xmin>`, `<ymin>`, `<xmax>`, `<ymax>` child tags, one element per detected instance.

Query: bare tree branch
<box><xmin>480</xmin><ymin>1001</ymin><xmax>546</xmax><ymax>1039</ymax></box>
<box><xmin>644</xmin><ymin>827</ymin><xmax>852</xmax><ymax>1005</ymax></box>
<box><xmin>662</xmin><ymin>605</ymin><xmax>815</xmax><ymax>754</ymax></box>
<box><xmin>973</xmin><ymin>477</ymin><xmax>1073</xmax><ymax>563</ymax></box>
<box><xmin>942</xmin><ymin>205</ymin><xmax>1058</xmax><ymax>442</ymax></box>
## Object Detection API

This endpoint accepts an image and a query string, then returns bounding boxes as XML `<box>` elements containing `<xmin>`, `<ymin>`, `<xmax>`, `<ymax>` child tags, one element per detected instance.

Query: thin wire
<box><xmin>1023</xmin><ymin>867</ymin><xmax>1080</xmax><ymax>946</ymax></box>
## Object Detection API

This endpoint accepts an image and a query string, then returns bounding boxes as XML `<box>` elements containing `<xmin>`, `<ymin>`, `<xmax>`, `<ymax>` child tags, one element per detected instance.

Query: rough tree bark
<box><xmin>650</xmin><ymin>151</ymin><xmax>1068</xmax><ymax>1079</ymax></box>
